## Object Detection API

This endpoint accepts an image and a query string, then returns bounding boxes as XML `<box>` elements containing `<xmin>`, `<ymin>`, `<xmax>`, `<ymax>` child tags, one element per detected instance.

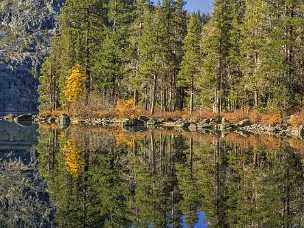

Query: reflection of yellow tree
<box><xmin>114</xmin><ymin>130</ymin><xmax>145</xmax><ymax>149</ymax></box>
<box><xmin>63</xmin><ymin>140</ymin><xmax>83</xmax><ymax>177</ymax></box>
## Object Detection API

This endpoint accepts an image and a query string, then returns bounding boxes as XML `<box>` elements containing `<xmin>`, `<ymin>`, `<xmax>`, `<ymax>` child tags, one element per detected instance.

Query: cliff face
<box><xmin>0</xmin><ymin>0</ymin><xmax>63</xmax><ymax>114</ymax></box>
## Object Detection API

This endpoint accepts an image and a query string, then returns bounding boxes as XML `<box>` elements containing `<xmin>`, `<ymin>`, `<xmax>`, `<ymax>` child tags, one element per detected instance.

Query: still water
<box><xmin>1</xmin><ymin>120</ymin><xmax>304</xmax><ymax>227</ymax></box>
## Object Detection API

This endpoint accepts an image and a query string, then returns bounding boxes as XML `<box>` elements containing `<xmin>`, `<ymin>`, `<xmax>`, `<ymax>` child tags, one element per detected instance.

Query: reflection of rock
<box><xmin>15</xmin><ymin>114</ymin><xmax>33</xmax><ymax>122</ymax></box>
<box><xmin>123</xmin><ymin>118</ymin><xmax>145</xmax><ymax>128</ymax></box>
<box><xmin>0</xmin><ymin>170</ymin><xmax>55</xmax><ymax>226</ymax></box>
<box><xmin>0</xmin><ymin>120</ymin><xmax>53</xmax><ymax>226</ymax></box>
<box><xmin>0</xmin><ymin>121</ymin><xmax>36</xmax><ymax>145</ymax></box>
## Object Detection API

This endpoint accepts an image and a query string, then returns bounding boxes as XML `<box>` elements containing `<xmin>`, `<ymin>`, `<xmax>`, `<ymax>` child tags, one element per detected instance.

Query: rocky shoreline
<box><xmin>2</xmin><ymin>112</ymin><xmax>303</xmax><ymax>139</ymax></box>
<box><xmin>34</xmin><ymin>114</ymin><xmax>304</xmax><ymax>140</ymax></box>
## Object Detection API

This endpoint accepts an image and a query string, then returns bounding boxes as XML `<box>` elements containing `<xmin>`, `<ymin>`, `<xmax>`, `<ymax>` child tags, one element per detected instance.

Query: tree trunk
<box><xmin>133</xmin><ymin>90</ymin><xmax>139</xmax><ymax>106</ymax></box>
<box><xmin>85</xmin><ymin>8</ymin><xmax>91</xmax><ymax>106</ymax></box>
<box><xmin>144</xmin><ymin>86</ymin><xmax>148</xmax><ymax>111</ymax></box>
<box><xmin>254</xmin><ymin>90</ymin><xmax>258</xmax><ymax>107</ymax></box>
<box><xmin>150</xmin><ymin>74</ymin><xmax>157</xmax><ymax>115</ymax></box>
<box><xmin>190</xmin><ymin>76</ymin><xmax>194</xmax><ymax>115</ymax></box>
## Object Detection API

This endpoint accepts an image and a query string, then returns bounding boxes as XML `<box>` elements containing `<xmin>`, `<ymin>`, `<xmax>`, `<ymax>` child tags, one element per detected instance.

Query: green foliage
<box><xmin>39</xmin><ymin>0</ymin><xmax>304</xmax><ymax>114</ymax></box>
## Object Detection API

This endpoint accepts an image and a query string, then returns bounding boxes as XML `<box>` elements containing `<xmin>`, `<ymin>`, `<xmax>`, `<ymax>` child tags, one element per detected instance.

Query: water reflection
<box><xmin>37</xmin><ymin>126</ymin><xmax>304</xmax><ymax>227</ymax></box>
<box><xmin>0</xmin><ymin>121</ymin><xmax>54</xmax><ymax>227</ymax></box>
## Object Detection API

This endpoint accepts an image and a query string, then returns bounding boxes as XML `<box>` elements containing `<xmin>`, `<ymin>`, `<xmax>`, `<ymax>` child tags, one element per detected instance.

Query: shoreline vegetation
<box><xmin>34</xmin><ymin>101</ymin><xmax>304</xmax><ymax>140</ymax></box>
<box><xmin>36</xmin><ymin>0</ymin><xmax>304</xmax><ymax>142</ymax></box>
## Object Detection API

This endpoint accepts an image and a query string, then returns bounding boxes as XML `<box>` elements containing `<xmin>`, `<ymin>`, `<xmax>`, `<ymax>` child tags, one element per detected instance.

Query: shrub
<box><xmin>260</xmin><ymin>113</ymin><xmax>282</xmax><ymax>126</ymax></box>
<box><xmin>223</xmin><ymin>110</ymin><xmax>248</xmax><ymax>123</ymax></box>
<box><xmin>115</xmin><ymin>99</ymin><xmax>139</xmax><ymax>117</ymax></box>
<box><xmin>289</xmin><ymin>112</ymin><xmax>304</xmax><ymax>127</ymax></box>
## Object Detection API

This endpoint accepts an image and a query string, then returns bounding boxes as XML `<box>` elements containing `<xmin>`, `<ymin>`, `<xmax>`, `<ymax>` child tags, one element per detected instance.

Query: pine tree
<box><xmin>240</xmin><ymin>0</ymin><xmax>267</xmax><ymax>108</ymax></box>
<box><xmin>226</xmin><ymin>0</ymin><xmax>245</xmax><ymax>110</ymax></box>
<box><xmin>127</xmin><ymin>0</ymin><xmax>151</xmax><ymax>105</ymax></box>
<box><xmin>201</xmin><ymin>0</ymin><xmax>233</xmax><ymax>114</ymax></box>
<box><xmin>39</xmin><ymin>34</ymin><xmax>64</xmax><ymax>111</ymax></box>
<box><xmin>40</xmin><ymin>0</ymin><xmax>107</xmax><ymax>108</ymax></box>
<box><xmin>93</xmin><ymin>0</ymin><xmax>135</xmax><ymax>103</ymax></box>
<box><xmin>178</xmin><ymin>14</ymin><xmax>202</xmax><ymax>114</ymax></box>
<box><xmin>138</xmin><ymin>6</ymin><xmax>159</xmax><ymax>114</ymax></box>
<box><xmin>171</xmin><ymin>0</ymin><xmax>187</xmax><ymax>111</ymax></box>
<box><xmin>241</xmin><ymin>0</ymin><xmax>304</xmax><ymax>111</ymax></box>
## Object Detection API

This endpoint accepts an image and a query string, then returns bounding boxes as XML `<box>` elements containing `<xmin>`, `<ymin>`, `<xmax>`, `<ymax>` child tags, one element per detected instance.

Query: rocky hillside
<box><xmin>0</xmin><ymin>0</ymin><xmax>63</xmax><ymax>114</ymax></box>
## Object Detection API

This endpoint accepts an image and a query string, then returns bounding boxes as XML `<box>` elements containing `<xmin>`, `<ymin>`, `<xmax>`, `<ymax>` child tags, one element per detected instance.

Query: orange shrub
<box><xmin>288</xmin><ymin>138</ymin><xmax>304</xmax><ymax>157</ymax></box>
<box><xmin>39</xmin><ymin>110</ymin><xmax>66</xmax><ymax>118</ymax></box>
<box><xmin>152</xmin><ymin>110</ymin><xmax>187</xmax><ymax>121</ymax></box>
<box><xmin>191</xmin><ymin>110</ymin><xmax>215</xmax><ymax>121</ymax></box>
<box><xmin>289</xmin><ymin>112</ymin><xmax>304</xmax><ymax>127</ymax></box>
<box><xmin>247</xmin><ymin>111</ymin><xmax>261</xmax><ymax>124</ymax></box>
<box><xmin>223</xmin><ymin>110</ymin><xmax>248</xmax><ymax>123</ymax></box>
<box><xmin>115</xmin><ymin>99</ymin><xmax>139</xmax><ymax>117</ymax></box>
<box><xmin>260</xmin><ymin>113</ymin><xmax>282</xmax><ymax>126</ymax></box>
<box><xmin>147</xmin><ymin>109</ymin><xmax>215</xmax><ymax>122</ymax></box>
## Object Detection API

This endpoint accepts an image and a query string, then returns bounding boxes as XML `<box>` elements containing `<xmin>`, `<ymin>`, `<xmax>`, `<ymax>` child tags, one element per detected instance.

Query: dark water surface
<box><xmin>1</xmin><ymin>121</ymin><xmax>304</xmax><ymax>227</ymax></box>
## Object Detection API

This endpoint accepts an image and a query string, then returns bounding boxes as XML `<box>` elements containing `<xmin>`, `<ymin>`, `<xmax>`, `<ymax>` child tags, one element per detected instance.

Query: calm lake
<box><xmin>1</xmin><ymin>120</ymin><xmax>304</xmax><ymax>227</ymax></box>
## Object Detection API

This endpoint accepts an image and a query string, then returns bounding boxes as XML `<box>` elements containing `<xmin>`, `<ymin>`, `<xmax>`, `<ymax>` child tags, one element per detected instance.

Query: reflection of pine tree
<box><xmin>36</xmin><ymin>128</ymin><xmax>304</xmax><ymax>227</ymax></box>
<box><xmin>199</xmin><ymin>136</ymin><xmax>304</xmax><ymax>227</ymax></box>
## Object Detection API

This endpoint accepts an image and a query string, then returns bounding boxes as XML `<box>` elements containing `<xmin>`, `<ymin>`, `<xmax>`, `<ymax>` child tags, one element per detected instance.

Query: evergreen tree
<box><xmin>240</xmin><ymin>0</ymin><xmax>268</xmax><ymax>108</ymax></box>
<box><xmin>127</xmin><ymin>0</ymin><xmax>151</xmax><ymax>105</ymax></box>
<box><xmin>138</xmin><ymin>6</ymin><xmax>162</xmax><ymax>114</ymax></box>
<box><xmin>178</xmin><ymin>14</ymin><xmax>202</xmax><ymax>114</ymax></box>
<box><xmin>171</xmin><ymin>0</ymin><xmax>187</xmax><ymax>111</ymax></box>
<box><xmin>200</xmin><ymin>0</ymin><xmax>233</xmax><ymax>113</ymax></box>
<box><xmin>93</xmin><ymin>0</ymin><xmax>135</xmax><ymax>103</ymax></box>
<box><xmin>39</xmin><ymin>0</ymin><xmax>107</xmax><ymax>108</ymax></box>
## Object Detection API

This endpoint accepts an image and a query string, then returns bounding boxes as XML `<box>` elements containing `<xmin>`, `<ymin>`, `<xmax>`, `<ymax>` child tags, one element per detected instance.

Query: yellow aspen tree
<box><xmin>64</xmin><ymin>64</ymin><xmax>86</xmax><ymax>104</ymax></box>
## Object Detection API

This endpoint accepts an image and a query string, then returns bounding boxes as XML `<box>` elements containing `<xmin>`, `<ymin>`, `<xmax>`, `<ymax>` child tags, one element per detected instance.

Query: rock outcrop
<box><xmin>0</xmin><ymin>0</ymin><xmax>63</xmax><ymax>114</ymax></box>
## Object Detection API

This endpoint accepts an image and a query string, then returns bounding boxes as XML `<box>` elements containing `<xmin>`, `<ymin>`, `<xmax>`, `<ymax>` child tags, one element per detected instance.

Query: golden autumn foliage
<box><xmin>223</xmin><ymin>110</ymin><xmax>282</xmax><ymax>126</ymax></box>
<box><xmin>259</xmin><ymin>113</ymin><xmax>282</xmax><ymax>126</ymax></box>
<box><xmin>63</xmin><ymin>140</ymin><xmax>83</xmax><ymax>177</ymax></box>
<box><xmin>289</xmin><ymin>112</ymin><xmax>304</xmax><ymax>127</ymax></box>
<box><xmin>64</xmin><ymin>64</ymin><xmax>86</xmax><ymax>103</ymax></box>
<box><xmin>115</xmin><ymin>99</ymin><xmax>139</xmax><ymax>117</ymax></box>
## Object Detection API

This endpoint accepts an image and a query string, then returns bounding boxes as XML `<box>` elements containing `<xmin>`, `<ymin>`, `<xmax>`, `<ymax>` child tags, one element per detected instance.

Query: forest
<box><xmin>39</xmin><ymin>0</ymin><xmax>304</xmax><ymax>117</ymax></box>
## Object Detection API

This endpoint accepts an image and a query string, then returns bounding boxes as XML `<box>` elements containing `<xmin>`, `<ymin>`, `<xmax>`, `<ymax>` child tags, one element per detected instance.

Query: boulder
<box><xmin>175</xmin><ymin>120</ymin><xmax>190</xmax><ymax>129</ymax></box>
<box><xmin>147</xmin><ymin>119</ymin><xmax>159</xmax><ymax>126</ymax></box>
<box><xmin>123</xmin><ymin>118</ymin><xmax>145</xmax><ymax>127</ymax></box>
<box><xmin>298</xmin><ymin>125</ymin><xmax>304</xmax><ymax>138</ymax></box>
<box><xmin>188</xmin><ymin>123</ymin><xmax>197</xmax><ymax>132</ymax></box>
<box><xmin>200</xmin><ymin>119</ymin><xmax>211</xmax><ymax>124</ymax></box>
<box><xmin>58</xmin><ymin>114</ymin><xmax>70</xmax><ymax>128</ymax></box>
<box><xmin>138</xmin><ymin>116</ymin><xmax>149</xmax><ymax>122</ymax></box>
<box><xmin>236</xmin><ymin>119</ymin><xmax>251</xmax><ymax>128</ymax></box>
<box><xmin>46</xmin><ymin>116</ymin><xmax>56</xmax><ymax>124</ymax></box>
<box><xmin>162</xmin><ymin>120</ymin><xmax>190</xmax><ymax>129</ymax></box>
<box><xmin>197</xmin><ymin>122</ymin><xmax>214</xmax><ymax>129</ymax></box>
<box><xmin>3</xmin><ymin>114</ymin><xmax>16</xmax><ymax>121</ymax></box>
